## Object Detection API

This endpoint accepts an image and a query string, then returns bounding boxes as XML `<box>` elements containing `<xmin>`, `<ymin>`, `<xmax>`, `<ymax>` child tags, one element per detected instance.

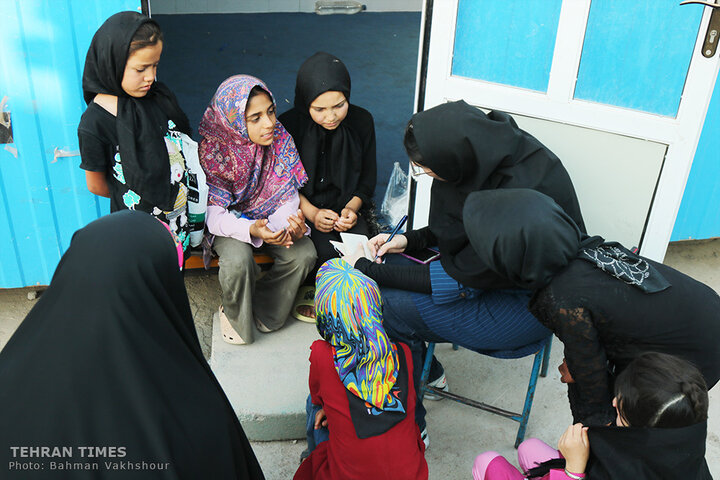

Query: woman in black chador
<box><xmin>463</xmin><ymin>188</ymin><xmax>720</xmax><ymax>426</ymax></box>
<box><xmin>349</xmin><ymin>101</ymin><xmax>585</xmax><ymax>442</ymax></box>
<box><xmin>0</xmin><ymin>211</ymin><xmax>265</xmax><ymax>480</ymax></box>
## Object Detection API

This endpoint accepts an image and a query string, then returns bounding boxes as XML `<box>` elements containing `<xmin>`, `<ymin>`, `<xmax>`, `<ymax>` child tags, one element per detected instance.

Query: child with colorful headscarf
<box><xmin>199</xmin><ymin>75</ymin><xmax>317</xmax><ymax>345</ymax></box>
<box><xmin>294</xmin><ymin>259</ymin><xmax>428</xmax><ymax>480</ymax></box>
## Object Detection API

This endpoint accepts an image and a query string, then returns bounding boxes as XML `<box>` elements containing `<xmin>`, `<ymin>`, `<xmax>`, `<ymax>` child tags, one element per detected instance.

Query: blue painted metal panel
<box><xmin>0</xmin><ymin>0</ymin><xmax>137</xmax><ymax>288</ymax></box>
<box><xmin>671</xmin><ymin>77</ymin><xmax>720</xmax><ymax>241</ymax></box>
<box><xmin>452</xmin><ymin>0</ymin><xmax>562</xmax><ymax>92</ymax></box>
<box><xmin>575</xmin><ymin>0</ymin><xmax>703</xmax><ymax>117</ymax></box>
<box><xmin>0</xmin><ymin>149</ymin><xmax>25</xmax><ymax>287</ymax></box>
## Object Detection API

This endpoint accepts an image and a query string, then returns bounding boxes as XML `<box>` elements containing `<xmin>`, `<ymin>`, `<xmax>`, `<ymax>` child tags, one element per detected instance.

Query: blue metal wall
<box><xmin>0</xmin><ymin>1</ymin><xmax>139</xmax><ymax>288</ymax></box>
<box><xmin>671</xmin><ymin>77</ymin><xmax>720</xmax><ymax>241</ymax></box>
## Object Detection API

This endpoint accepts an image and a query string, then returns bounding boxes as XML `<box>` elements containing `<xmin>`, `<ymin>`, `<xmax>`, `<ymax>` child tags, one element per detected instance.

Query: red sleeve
<box><xmin>309</xmin><ymin>340</ymin><xmax>331</xmax><ymax>406</ymax></box>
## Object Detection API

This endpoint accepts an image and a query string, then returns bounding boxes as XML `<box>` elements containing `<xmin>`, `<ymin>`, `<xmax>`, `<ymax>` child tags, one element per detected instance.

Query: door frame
<box><xmin>412</xmin><ymin>0</ymin><xmax>720</xmax><ymax>261</ymax></box>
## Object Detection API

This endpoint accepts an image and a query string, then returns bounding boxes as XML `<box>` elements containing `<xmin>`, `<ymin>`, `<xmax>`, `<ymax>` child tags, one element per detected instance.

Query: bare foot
<box><xmin>296</xmin><ymin>305</ymin><xmax>316</xmax><ymax>319</ymax></box>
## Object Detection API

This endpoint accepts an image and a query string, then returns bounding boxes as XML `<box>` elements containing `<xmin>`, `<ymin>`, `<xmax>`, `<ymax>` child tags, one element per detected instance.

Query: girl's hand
<box><xmin>368</xmin><ymin>233</ymin><xmax>408</xmax><ymax>261</ymax></box>
<box><xmin>314</xmin><ymin>408</ymin><xmax>328</xmax><ymax>430</ymax></box>
<box><xmin>335</xmin><ymin>208</ymin><xmax>358</xmax><ymax>232</ymax></box>
<box><xmin>286</xmin><ymin>209</ymin><xmax>308</xmax><ymax>241</ymax></box>
<box><xmin>341</xmin><ymin>244</ymin><xmax>366</xmax><ymax>268</ymax></box>
<box><xmin>314</xmin><ymin>209</ymin><xmax>339</xmax><ymax>233</ymax></box>
<box><xmin>250</xmin><ymin>219</ymin><xmax>292</xmax><ymax>246</ymax></box>
<box><xmin>558</xmin><ymin>423</ymin><xmax>590</xmax><ymax>475</ymax></box>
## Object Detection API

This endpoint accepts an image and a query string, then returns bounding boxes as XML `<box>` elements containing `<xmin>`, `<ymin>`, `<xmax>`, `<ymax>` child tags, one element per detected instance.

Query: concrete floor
<box><xmin>1</xmin><ymin>238</ymin><xmax>719</xmax><ymax>479</ymax></box>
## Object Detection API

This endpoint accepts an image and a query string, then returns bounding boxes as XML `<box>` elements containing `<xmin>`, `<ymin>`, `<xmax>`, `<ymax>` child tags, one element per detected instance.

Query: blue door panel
<box><xmin>575</xmin><ymin>0</ymin><xmax>703</xmax><ymax>117</ymax></box>
<box><xmin>452</xmin><ymin>0</ymin><xmax>562</xmax><ymax>93</ymax></box>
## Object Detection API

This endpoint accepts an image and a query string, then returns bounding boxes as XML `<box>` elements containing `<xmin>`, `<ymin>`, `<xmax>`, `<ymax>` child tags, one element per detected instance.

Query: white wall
<box><xmin>150</xmin><ymin>0</ymin><xmax>421</xmax><ymax>14</ymax></box>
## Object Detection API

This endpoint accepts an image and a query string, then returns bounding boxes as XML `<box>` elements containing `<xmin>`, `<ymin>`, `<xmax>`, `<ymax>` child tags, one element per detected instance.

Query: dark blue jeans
<box><xmin>380</xmin><ymin>286</ymin><xmax>445</xmax><ymax>432</ymax></box>
<box><xmin>305</xmin><ymin>394</ymin><xmax>330</xmax><ymax>454</ymax></box>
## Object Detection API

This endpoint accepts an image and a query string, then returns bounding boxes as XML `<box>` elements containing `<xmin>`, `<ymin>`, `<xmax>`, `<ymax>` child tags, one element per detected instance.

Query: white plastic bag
<box><xmin>380</xmin><ymin>162</ymin><xmax>409</xmax><ymax>228</ymax></box>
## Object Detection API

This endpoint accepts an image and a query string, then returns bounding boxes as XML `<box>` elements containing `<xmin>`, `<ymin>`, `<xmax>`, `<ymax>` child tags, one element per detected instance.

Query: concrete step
<box><xmin>209</xmin><ymin>312</ymin><xmax>318</xmax><ymax>441</ymax></box>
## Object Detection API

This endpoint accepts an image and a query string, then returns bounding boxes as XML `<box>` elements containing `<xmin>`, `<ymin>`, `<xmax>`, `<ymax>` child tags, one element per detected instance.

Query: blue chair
<box><xmin>419</xmin><ymin>337</ymin><xmax>552</xmax><ymax>448</ymax></box>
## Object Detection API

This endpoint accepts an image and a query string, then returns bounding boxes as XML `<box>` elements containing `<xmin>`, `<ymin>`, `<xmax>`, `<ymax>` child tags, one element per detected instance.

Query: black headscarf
<box><xmin>526</xmin><ymin>423</ymin><xmax>712</xmax><ymax>479</ymax></box>
<box><xmin>0</xmin><ymin>211</ymin><xmax>264</xmax><ymax>479</ymax></box>
<box><xmin>82</xmin><ymin>11</ymin><xmax>191</xmax><ymax>211</ymax></box>
<box><xmin>411</xmin><ymin>100</ymin><xmax>585</xmax><ymax>289</ymax></box>
<box><xmin>463</xmin><ymin>188</ymin><xmax>670</xmax><ymax>293</ymax></box>
<box><xmin>283</xmin><ymin>52</ymin><xmax>373</xmax><ymax>211</ymax></box>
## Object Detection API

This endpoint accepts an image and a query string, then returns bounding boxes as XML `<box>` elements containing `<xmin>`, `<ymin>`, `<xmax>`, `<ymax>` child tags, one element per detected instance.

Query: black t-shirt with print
<box><xmin>78</xmin><ymin>101</ymin><xmax>191</xmax><ymax>250</ymax></box>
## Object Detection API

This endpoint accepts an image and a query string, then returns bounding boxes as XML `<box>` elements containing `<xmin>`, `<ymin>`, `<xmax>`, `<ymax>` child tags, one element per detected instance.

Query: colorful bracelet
<box><xmin>564</xmin><ymin>469</ymin><xmax>585</xmax><ymax>480</ymax></box>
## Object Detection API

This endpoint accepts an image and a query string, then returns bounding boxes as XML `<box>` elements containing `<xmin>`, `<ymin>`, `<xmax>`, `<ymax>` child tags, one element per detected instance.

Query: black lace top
<box><xmin>530</xmin><ymin>258</ymin><xmax>720</xmax><ymax>426</ymax></box>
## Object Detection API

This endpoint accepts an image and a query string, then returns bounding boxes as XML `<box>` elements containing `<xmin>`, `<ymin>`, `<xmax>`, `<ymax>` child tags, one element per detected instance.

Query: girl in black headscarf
<box><xmin>463</xmin><ymin>188</ymin><xmax>720</xmax><ymax>426</ymax></box>
<box><xmin>0</xmin><ymin>211</ymin><xmax>265</xmax><ymax>480</ymax></box>
<box><xmin>279</xmin><ymin>52</ymin><xmax>377</xmax><ymax>275</ymax></box>
<box><xmin>78</xmin><ymin>12</ymin><xmax>194</xmax><ymax>252</ymax></box>
<box><xmin>473</xmin><ymin>352</ymin><xmax>712</xmax><ymax>480</ymax></box>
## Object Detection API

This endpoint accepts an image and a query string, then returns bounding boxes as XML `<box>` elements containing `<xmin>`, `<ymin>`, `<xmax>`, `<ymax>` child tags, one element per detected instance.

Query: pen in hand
<box><xmin>373</xmin><ymin>214</ymin><xmax>408</xmax><ymax>262</ymax></box>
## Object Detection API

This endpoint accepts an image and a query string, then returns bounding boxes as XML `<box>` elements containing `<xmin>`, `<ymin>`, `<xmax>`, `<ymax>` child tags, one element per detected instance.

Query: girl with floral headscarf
<box><xmin>294</xmin><ymin>259</ymin><xmax>427</xmax><ymax>480</ymax></box>
<box><xmin>199</xmin><ymin>75</ymin><xmax>317</xmax><ymax>345</ymax></box>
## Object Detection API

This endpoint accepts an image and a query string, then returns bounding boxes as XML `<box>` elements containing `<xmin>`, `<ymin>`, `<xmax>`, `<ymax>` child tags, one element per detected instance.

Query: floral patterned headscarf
<box><xmin>198</xmin><ymin>75</ymin><xmax>307</xmax><ymax>218</ymax></box>
<box><xmin>315</xmin><ymin>259</ymin><xmax>401</xmax><ymax>410</ymax></box>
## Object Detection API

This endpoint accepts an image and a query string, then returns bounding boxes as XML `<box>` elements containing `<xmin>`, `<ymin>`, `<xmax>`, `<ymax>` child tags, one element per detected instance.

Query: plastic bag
<box><xmin>380</xmin><ymin>162</ymin><xmax>409</xmax><ymax>229</ymax></box>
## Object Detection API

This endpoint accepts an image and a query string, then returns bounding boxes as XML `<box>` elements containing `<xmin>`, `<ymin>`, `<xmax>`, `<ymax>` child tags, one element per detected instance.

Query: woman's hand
<box><xmin>250</xmin><ymin>219</ymin><xmax>291</xmax><ymax>246</ymax></box>
<box><xmin>368</xmin><ymin>233</ymin><xmax>408</xmax><ymax>261</ymax></box>
<box><xmin>558</xmin><ymin>423</ymin><xmax>590</xmax><ymax>475</ymax></box>
<box><xmin>558</xmin><ymin>358</ymin><xmax>575</xmax><ymax>384</ymax></box>
<box><xmin>286</xmin><ymin>209</ymin><xmax>308</xmax><ymax>241</ymax></box>
<box><xmin>335</xmin><ymin>208</ymin><xmax>358</xmax><ymax>232</ymax></box>
<box><xmin>341</xmin><ymin>244</ymin><xmax>366</xmax><ymax>268</ymax></box>
<box><xmin>314</xmin><ymin>408</ymin><xmax>328</xmax><ymax>430</ymax></box>
<box><xmin>314</xmin><ymin>209</ymin><xmax>339</xmax><ymax>233</ymax></box>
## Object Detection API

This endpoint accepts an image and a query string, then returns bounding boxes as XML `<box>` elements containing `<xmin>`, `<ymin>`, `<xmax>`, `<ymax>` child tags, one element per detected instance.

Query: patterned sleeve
<box><xmin>531</xmin><ymin>289</ymin><xmax>616</xmax><ymax>425</ymax></box>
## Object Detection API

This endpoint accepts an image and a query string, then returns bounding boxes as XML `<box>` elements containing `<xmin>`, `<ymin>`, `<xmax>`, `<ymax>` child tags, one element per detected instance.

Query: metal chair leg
<box><xmin>419</xmin><ymin>342</ymin><xmax>436</xmax><ymax>401</ymax></box>
<box><xmin>540</xmin><ymin>337</ymin><xmax>552</xmax><ymax>378</ymax></box>
<box><xmin>514</xmin><ymin>346</ymin><xmax>544</xmax><ymax>448</ymax></box>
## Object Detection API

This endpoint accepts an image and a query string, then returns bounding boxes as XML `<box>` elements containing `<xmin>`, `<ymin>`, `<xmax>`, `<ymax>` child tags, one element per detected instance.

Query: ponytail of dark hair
<box><xmin>129</xmin><ymin>20</ymin><xmax>163</xmax><ymax>55</ymax></box>
<box><xmin>403</xmin><ymin>120</ymin><xmax>424</xmax><ymax>165</ymax></box>
<box><xmin>614</xmin><ymin>352</ymin><xmax>708</xmax><ymax>428</ymax></box>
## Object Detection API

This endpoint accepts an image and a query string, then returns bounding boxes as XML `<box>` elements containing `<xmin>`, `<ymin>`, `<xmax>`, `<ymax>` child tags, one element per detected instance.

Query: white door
<box><xmin>412</xmin><ymin>0</ymin><xmax>720</xmax><ymax>261</ymax></box>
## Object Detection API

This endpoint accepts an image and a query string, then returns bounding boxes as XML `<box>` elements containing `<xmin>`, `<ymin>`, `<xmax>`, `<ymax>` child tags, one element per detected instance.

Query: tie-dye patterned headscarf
<box><xmin>315</xmin><ymin>259</ymin><xmax>401</xmax><ymax>410</ymax></box>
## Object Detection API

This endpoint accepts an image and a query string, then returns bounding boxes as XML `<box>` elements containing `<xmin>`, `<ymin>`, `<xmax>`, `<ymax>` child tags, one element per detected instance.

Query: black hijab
<box><xmin>586</xmin><ymin>423</ymin><xmax>712</xmax><ymax>479</ymax></box>
<box><xmin>0</xmin><ymin>211</ymin><xmax>264</xmax><ymax>479</ymax></box>
<box><xmin>527</xmin><ymin>423</ymin><xmax>712</xmax><ymax>479</ymax></box>
<box><xmin>463</xmin><ymin>188</ymin><xmax>670</xmax><ymax>293</ymax></box>
<box><xmin>82</xmin><ymin>11</ymin><xmax>191</xmax><ymax>211</ymax></box>
<box><xmin>411</xmin><ymin>100</ymin><xmax>585</xmax><ymax>289</ymax></box>
<box><xmin>285</xmin><ymin>52</ymin><xmax>368</xmax><ymax>211</ymax></box>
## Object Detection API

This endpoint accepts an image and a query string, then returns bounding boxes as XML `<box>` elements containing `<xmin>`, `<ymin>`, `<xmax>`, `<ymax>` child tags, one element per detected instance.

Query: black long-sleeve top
<box><xmin>353</xmin><ymin>227</ymin><xmax>437</xmax><ymax>293</ymax></box>
<box><xmin>530</xmin><ymin>257</ymin><xmax>720</xmax><ymax>426</ymax></box>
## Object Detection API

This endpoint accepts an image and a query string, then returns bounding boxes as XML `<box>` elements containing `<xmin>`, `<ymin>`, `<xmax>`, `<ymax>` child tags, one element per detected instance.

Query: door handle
<box><xmin>681</xmin><ymin>0</ymin><xmax>720</xmax><ymax>58</ymax></box>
